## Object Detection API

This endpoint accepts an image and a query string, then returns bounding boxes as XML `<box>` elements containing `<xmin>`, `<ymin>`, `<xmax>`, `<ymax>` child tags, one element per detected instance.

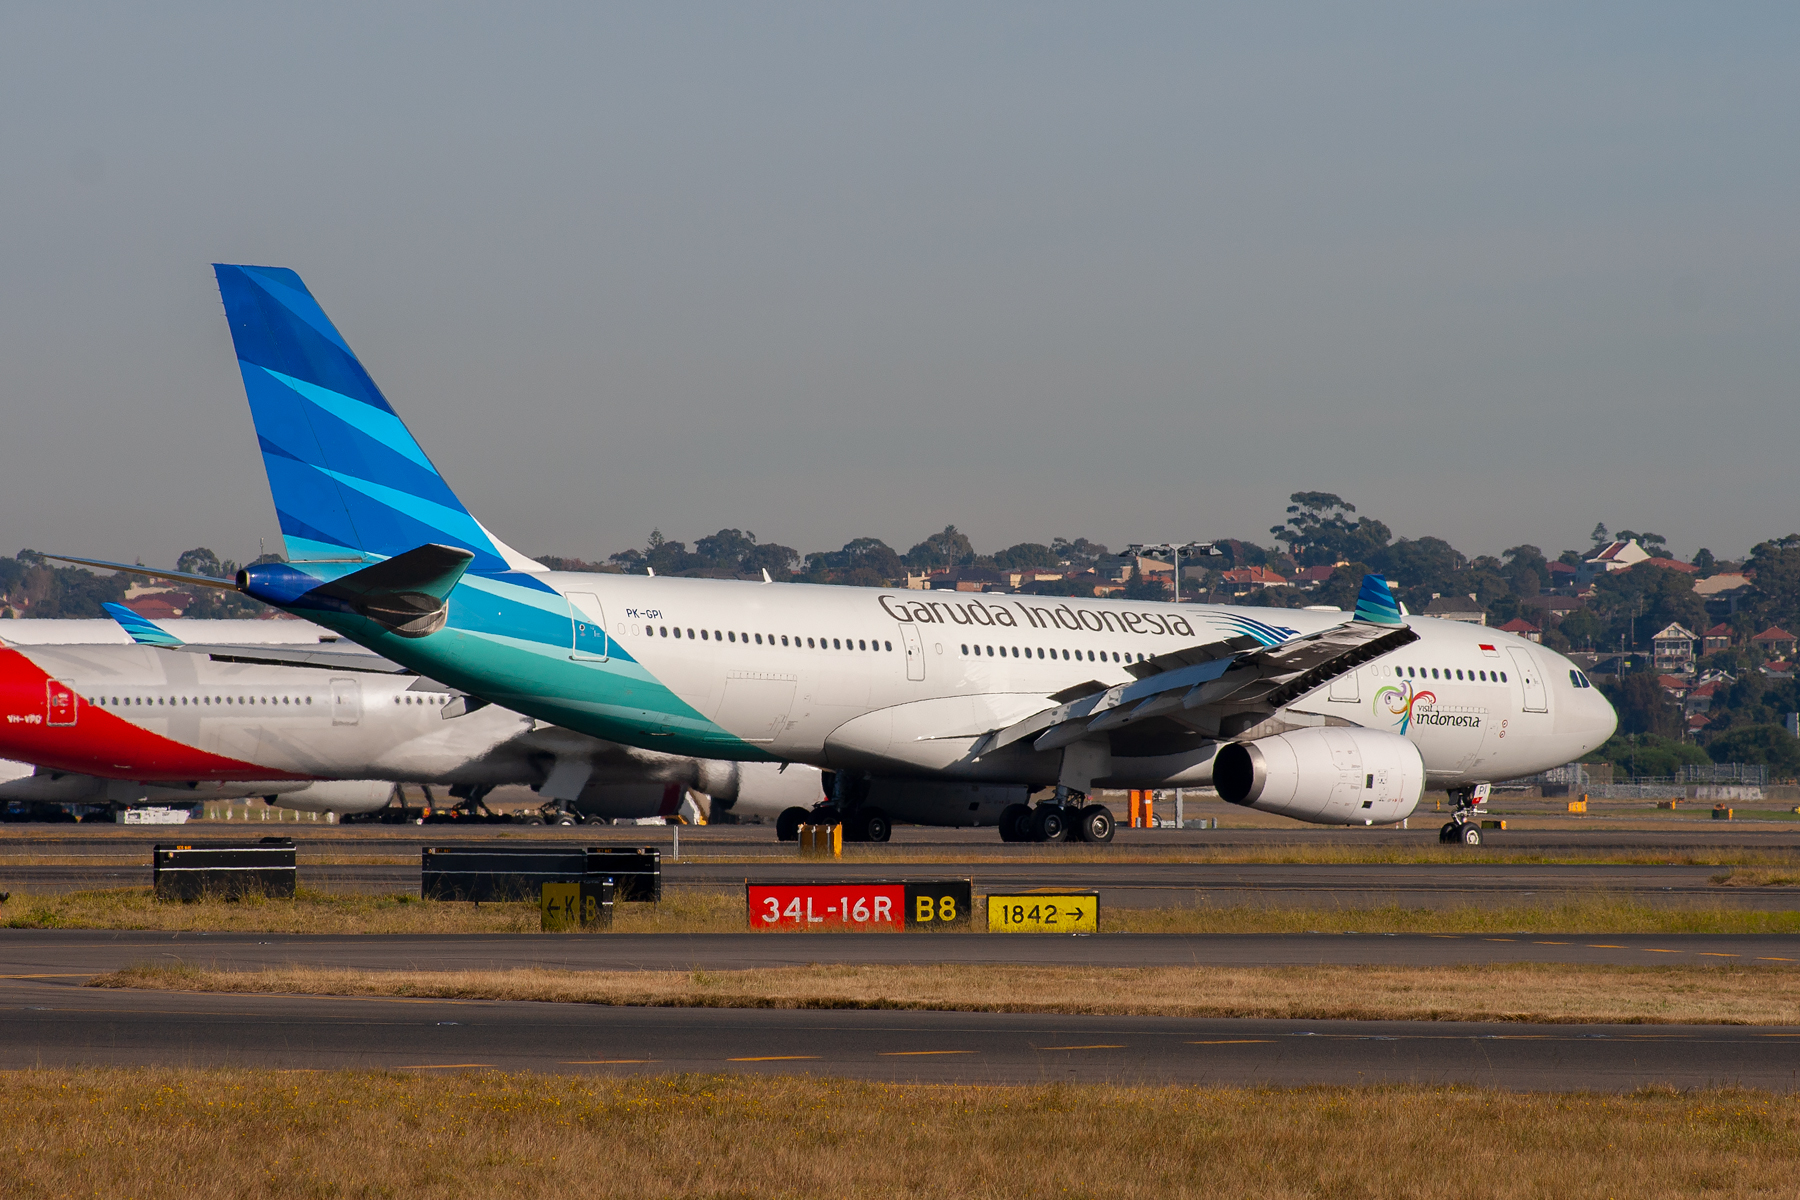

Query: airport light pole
<box><xmin>1124</xmin><ymin>542</ymin><xmax>1221</xmax><ymax>604</ymax></box>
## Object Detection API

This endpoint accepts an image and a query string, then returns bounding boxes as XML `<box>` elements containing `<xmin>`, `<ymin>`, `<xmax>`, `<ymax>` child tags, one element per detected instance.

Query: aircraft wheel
<box><xmin>998</xmin><ymin>804</ymin><xmax>1032</xmax><ymax>842</ymax></box>
<box><xmin>1078</xmin><ymin>804</ymin><xmax>1115</xmax><ymax>844</ymax></box>
<box><xmin>858</xmin><ymin>808</ymin><xmax>892</xmax><ymax>843</ymax></box>
<box><xmin>1032</xmin><ymin>805</ymin><xmax>1069</xmax><ymax>843</ymax></box>
<box><xmin>1438</xmin><ymin>822</ymin><xmax>1458</xmax><ymax>844</ymax></box>
<box><xmin>1460</xmin><ymin>824</ymin><xmax>1483</xmax><ymax>846</ymax></box>
<box><xmin>520</xmin><ymin>813</ymin><xmax>545</xmax><ymax>826</ymax></box>
<box><xmin>776</xmin><ymin>807</ymin><xmax>809</xmax><ymax>842</ymax></box>
<box><xmin>553</xmin><ymin>811</ymin><xmax>577</xmax><ymax>827</ymax></box>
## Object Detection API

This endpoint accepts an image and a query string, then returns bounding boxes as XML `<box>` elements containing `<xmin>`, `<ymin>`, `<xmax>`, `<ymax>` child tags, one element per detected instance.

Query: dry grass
<box><xmin>1711</xmin><ymin>867</ymin><xmax>1800</xmax><ymax>887</ymax></box>
<box><xmin>3</xmin><ymin>1067</ymin><xmax>1798</xmax><ymax>1198</ymax></box>
<box><xmin>0</xmin><ymin>887</ymin><xmax>742</xmax><ymax>934</ymax></box>
<box><xmin>91</xmin><ymin>960</ymin><xmax>1800</xmax><ymax>1025</ymax></box>
<box><xmin>9</xmin><ymin>886</ymin><xmax>1800</xmax><ymax>935</ymax></box>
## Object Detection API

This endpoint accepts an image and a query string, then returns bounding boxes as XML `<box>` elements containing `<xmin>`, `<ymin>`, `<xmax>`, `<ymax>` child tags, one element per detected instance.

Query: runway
<box><xmin>6</xmin><ymin>929</ymin><xmax>1799</xmax><ymax>975</ymax></box>
<box><xmin>2</xmin><ymin>976</ymin><xmax>1796</xmax><ymax>1089</ymax></box>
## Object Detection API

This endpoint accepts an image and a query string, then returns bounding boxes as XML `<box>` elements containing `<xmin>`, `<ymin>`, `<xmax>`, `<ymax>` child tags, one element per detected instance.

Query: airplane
<box><xmin>56</xmin><ymin>265</ymin><xmax>1617</xmax><ymax>846</ymax></box>
<box><xmin>0</xmin><ymin>604</ymin><xmax>822</xmax><ymax>823</ymax></box>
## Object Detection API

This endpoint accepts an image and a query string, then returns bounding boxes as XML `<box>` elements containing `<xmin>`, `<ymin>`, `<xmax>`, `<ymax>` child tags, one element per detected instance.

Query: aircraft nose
<box><xmin>1581</xmin><ymin>681</ymin><xmax>1619</xmax><ymax>753</ymax></box>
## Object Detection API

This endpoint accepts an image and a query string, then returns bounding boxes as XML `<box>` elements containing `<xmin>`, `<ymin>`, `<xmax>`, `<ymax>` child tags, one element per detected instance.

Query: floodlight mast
<box><xmin>1123</xmin><ymin>541</ymin><xmax>1222</xmax><ymax>604</ymax></box>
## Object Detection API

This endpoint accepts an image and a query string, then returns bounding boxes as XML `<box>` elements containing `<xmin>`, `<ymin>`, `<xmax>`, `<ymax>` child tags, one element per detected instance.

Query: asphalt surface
<box><xmin>3</xmin><ymin>977</ymin><xmax>1796</xmax><ymax>1089</ymax></box>
<box><xmin>7</xmin><ymin>930</ymin><xmax>1800</xmax><ymax>974</ymax></box>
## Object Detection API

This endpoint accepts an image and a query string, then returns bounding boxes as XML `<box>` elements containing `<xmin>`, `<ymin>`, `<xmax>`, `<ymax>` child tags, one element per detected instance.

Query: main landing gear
<box><xmin>775</xmin><ymin>803</ymin><xmax>892</xmax><ymax>843</ymax></box>
<box><xmin>1438</xmin><ymin>782</ymin><xmax>1493</xmax><ymax>846</ymax></box>
<box><xmin>998</xmin><ymin>794</ymin><xmax>1115</xmax><ymax>844</ymax></box>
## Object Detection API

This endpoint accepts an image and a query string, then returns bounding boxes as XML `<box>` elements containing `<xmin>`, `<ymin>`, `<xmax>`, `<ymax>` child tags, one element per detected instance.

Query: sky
<box><xmin>1</xmin><ymin>3</ymin><xmax>1796</xmax><ymax>571</ymax></box>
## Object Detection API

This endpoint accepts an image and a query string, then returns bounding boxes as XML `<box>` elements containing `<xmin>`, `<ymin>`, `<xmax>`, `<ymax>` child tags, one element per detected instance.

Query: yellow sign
<box><xmin>541</xmin><ymin>882</ymin><xmax>581</xmax><ymax>931</ymax></box>
<box><xmin>986</xmin><ymin>892</ymin><xmax>1099</xmax><ymax>934</ymax></box>
<box><xmin>798</xmin><ymin>823</ymin><xmax>842</xmax><ymax>858</ymax></box>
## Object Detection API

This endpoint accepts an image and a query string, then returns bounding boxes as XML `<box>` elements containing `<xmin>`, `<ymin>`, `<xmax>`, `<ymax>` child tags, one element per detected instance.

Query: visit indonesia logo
<box><xmin>1374</xmin><ymin>681</ymin><xmax>1433</xmax><ymax>734</ymax></box>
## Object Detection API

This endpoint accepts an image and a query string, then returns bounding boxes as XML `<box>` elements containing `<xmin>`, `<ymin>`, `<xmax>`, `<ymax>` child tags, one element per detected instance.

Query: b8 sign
<box><xmin>748</xmin><ymin>881</ymin><xmax>971</xmax><ymax>930</ymax></box>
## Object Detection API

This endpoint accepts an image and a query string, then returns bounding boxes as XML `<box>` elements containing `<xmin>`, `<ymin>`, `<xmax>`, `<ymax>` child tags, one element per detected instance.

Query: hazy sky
<box><xmin>2</xmin><ymin>3</ymin><xmax>1795</xmax><ymax>571</ymax></box>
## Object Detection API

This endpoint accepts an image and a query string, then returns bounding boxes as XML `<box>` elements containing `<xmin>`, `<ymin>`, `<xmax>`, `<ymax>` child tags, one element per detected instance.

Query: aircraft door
<box><xmin>567</xmin><ymin>591</ymin><xmax>609</xmax><ymax>661</ymax></box>
<box><xmin>47</xmin><ymin>680</ymin><xmax>77</xmax><ymax>727</ymax></box>
<box><xmin>1507</xmin><ymin>648</ymin><xmax>1548</xmax><ymax>713</ymax></box>
<box><xmin>1328</xmin><ymin>667</ymin><xmax>1360</xmax><ymax>703</ymax></box>
<box><xmin>330</xmin><ymin>678</ymin><xmax>362</xmax><ymax>726</ymax></box>
<box><xmin>899</xmin><ymin>623</ymin><xmax>925</xmax><ymax>681</ymax></box>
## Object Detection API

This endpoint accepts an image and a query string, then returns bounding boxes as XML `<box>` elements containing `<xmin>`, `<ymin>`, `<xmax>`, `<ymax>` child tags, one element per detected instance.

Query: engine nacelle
<box><xmin>1213</xmin><ymin>727</ymin><xmax>1423</xmax><ymax>826</ymax></box>
<box><xmin>693</xmin><ymin>761</ymin><xmax>826</xmax><ymax>819</ymax></box>
<box><xmin>271</xmin><ymin>780</ymin><xmax>397</xmax><ymax>815</ymax></box>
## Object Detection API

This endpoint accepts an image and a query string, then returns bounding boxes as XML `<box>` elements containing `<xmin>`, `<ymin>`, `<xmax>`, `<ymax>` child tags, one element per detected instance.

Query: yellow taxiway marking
<box><xmin>1588</xmin><ymin>944</ymin><xmax>1627</xmax><ymax>949</ymax></box>
<box><xmin>1038</xmin><ymin>1045</ymin><xmax>1125</xmax><ymax>1051</ymax></box>
<box><xmin>729</xmin><ymin>1056</ymin><xmax>820</xmax><ymax>1062</ymax></box>
<box><xmin>398</xmin><ymin>1064</ymin><xmax>493</xmax><ymax>1069</ymax></box>
<box><xmin>1483</xmin><ymin>938</ymin><xmax>1517</xmax><ymax>943</ymax></box>
<box><xmin>1757</xmin><ymin>957</ymin><xmax>1795</xmax><ymax>962</ymax></box>
<box><xmin>880</xmin><ymin>1050</ymin><xmax>977</xmax><ymax>1057</ymax></box>
<box><xmin>1758</xmin><ymin>1033</ymin><xmax>1800</xmax><ymax>1038</ymax></box>
<box><xmin>563</xmin><ymin>1059</ymin><xmax>659</xmax><ymax>1064</ymax></box>
<box><xmin>1187</xmin><ymin>1040</ymin><xmax>1274</xmax><ymax>1045</ymax></box>
<box><xmin>1698</xmin><ymin>953</ymin><xmax>1738</xmax><ymax>958</ymax></box>
<box><xmin>1428</xmin><ymin>935</ymin><xmax>1461</xmax><ymax>939</ymax></box>
<box><xmin>0</xmin><ymin>974</ymin><xmax>94</xmax><ymax>979</ymax></box>
<box><xmin>1642</xmin><ymin>949</ymin><xmax>1679</xmax><ymax>954</ymax></box>
<box><xmin>1532</xmin><ymin>941</ymin><xmax>1571</xmax><ymax>946</ymax></box>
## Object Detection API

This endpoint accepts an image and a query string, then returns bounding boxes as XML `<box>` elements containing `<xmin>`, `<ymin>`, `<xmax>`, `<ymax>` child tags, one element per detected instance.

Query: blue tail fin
<box><xmin>1353</xmin><ymin>574</ymin><xmax>1405</xmax><ymax>625</ymax></box>
<box><xmin>103</xmin><ymin>602</ymin><xmax>185</xmax><ymax>647</ymax></box>
<box><xmin>213</xmin><ymin>265</ymin><xmax>519</xmax><ymax>573</ymax></box>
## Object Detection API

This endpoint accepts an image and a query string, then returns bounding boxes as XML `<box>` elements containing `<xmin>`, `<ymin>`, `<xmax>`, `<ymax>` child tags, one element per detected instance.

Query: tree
<box><xmin>1123</xmin><ymin>567</ymin><xmax>1169</xmax><ymax>601</ymax></box>
<box><xmin>1501</xmin><ymin>545</ymin><xmax>1550</xmax><ymax>599</ymax></box>
<box><xmin>1050</xmin><ymin>537</ymin><xmax>1109</xmax><ymax>566</ymax></box>
<box><xmin>1692</xmin><ymin>548</ymin><xmax>1717</xmax><ymax>577</ymax></box>
<box><xmin>1706</xmin><ymin>725</ymin><xmax>1800</xmax><ymax>776</ymax></box>
<box><xmin>1590</xmin><ymin>522</ymin><xmax>1610</xmax><ymax>546</ymax></box>
<box><xmin>1269</xmin><ymin>493</ymin><xmax>1391</xmax><ymax>567</ymax></box>
<box><xmin>904</xmin><ymin>526</ymin><xmax>976</xmax><ymax>572</ymax></box>
<box><xmin>176</xmin><ymin>548</ymin><xmax>225</xmax><ymax>578</ymax></box>
<box><xmin>992</xmin><ymin>543</ymin><xmax>1058</xmax><ymax>571</ymax></box>
<box><xmin>1595</xmin><ymin>674</ymin><xmax>1685</xmax><ymax>739</ymax></box>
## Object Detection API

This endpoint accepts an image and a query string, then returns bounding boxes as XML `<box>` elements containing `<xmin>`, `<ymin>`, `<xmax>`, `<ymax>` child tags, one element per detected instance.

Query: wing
<box><xmin>974</xmin><ymin>574</ymin><xmax>1418</xmax><ymax>757</ymax></box>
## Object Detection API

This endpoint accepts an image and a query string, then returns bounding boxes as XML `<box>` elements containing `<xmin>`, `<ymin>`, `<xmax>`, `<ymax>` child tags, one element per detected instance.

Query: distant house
<box><xmin>1693</xmin><ymin>573</ymin><xmax>1754</xmax><ymax>616</ymax></box>
<box><xmin>1686</xmin><ymin>679</ymin><xmax>1721</xmax><ymax>716</ymax></box>
<box><xmin>1220</xmin><ymin>567</ymin><xmax>1288</xmax><ymax>595</ymax></box>
<box><xmin>1688</xmin><ymin>713</ymin><xmax>1712</xmax><ymax>735</ymax></box>
<box><xmin>1763</xmin><ymin>661</ymin><xmax>1794</xmax><ymax>677</ymax></box>
<box><xmin>127</xmin><ymin>594</ymin><xmax>194</xmax><ymax>621</ymax></box>
<box><xmin>1641</xmin><ymin>557</ymin><xmax>1700</xmax><ymax>575</ymax></box>
<box><xmin>1498</xmin><ymin>617</ymin><xmax>1541</xmax><ymax>644</ymax></box>
<box><xmin>1292</xmin><ymin>565</ymin><xmax>1337</xmax><ymax>590</ymax></box>
<box><xmin>1701</xmin><ymin>623</ymin><xmax>1734</xmax><ymax>655</ymax></box>
<box><xmin>1651</xmin><ymin>623</ymin><xmax>1698</xmax><ymax>674</ymax></box>
<box><xmin>1546</xmin><ymin>561</ymin><xmax>1578</xmax><ymax>590</ymax></box>
<box><xmin>1521</xmin><ymin>594</ymin><xmax>1588</xmax><ymax>622</ymax></box>
<box><xmin>1578</xmin><ymin>540</ymin><xmax>1651</xmax><ymax>584</ymax></box>
<box><xmin>1424</xmin><ymin>594</ymin><xmax>1486</xmax><ymax>625</ymax></box>
<box><xmin>1752</xmin><ymin>626</ymin><xmax>1797</xmax><ymax>660</ymax></box>
<box><xmin>1656</xmin><ymin>674</ymin><xmax>1692</xmax><ymax>700</ymax></box>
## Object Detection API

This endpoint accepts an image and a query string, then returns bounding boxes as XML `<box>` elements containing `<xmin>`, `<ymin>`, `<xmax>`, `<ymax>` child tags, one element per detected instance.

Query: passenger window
<box><xmin>659</xmin><ymin>626</ymin><xmax>667</xmax><ymax>637</ymax></box>
<box><xmin>859</xmin><ymin>640</ymin><xmax>867</xmax><ymax>650</ymax></box>
<box><xmin>1431</xmin><ymin>669</ymin><xmax>1439</xmax><ymax>679</ymax></box>
<box><xmin>1455</xmin><ymin>670</ymin><xmax>1463</xmax><ymax>680</ymax></box>
<box><xmin>884</xmin><ymin>641</ymin><xmax>892</xmax><ymax>651</ymax></box>
<box><xmin>833</xmin><ymin>639</ymin><xmax>841</xmax><ymax>649</ymax></box>
<box><xmin>961</xmin><ymin>645</ymin><xmax>969</xmax><ymax>655</ymax></box>
<box><xmin>715</xmin><ymin>630</ymin><xmax>722</xmax><ymax>641</ymax></box>
<box><xmin>807</xmin><ymin>638</ymin><xmax>815</xmax><ymax>648</ymax></box>
<box><xmin>1500</xmin><ymin>672</ymin><xmax>1508</xmax><ymax>682</ymax></box>
<box><xmin>727</xmin><ymin>631</ymin><xmax>734</xmax><ymax>642</ymax></box>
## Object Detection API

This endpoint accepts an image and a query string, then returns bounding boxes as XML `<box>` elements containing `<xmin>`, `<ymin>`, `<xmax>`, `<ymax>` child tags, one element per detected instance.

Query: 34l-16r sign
<box><xmin>748</xmin><ymin>880</ymin><xmax>971</xmax><ymax>929</ymax></box>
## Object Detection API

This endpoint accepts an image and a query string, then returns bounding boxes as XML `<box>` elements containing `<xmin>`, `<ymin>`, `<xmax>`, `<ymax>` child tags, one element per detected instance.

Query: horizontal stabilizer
<box><xmin>241</xmin><ymin>543</ymin><xmax>475</xmax><ymax>639</ymax></box>
<box><xmin>43</xmin><ymin>555</ymin><xmax>242</xmax><ymax>591</ymax></box>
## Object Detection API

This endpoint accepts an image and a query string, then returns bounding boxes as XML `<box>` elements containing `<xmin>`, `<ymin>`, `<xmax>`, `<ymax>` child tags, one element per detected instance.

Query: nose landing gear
<box><xmin>1438</xmin><ymin>782</ymin><xmax>1493</xmax><ymax>846</ymax></box>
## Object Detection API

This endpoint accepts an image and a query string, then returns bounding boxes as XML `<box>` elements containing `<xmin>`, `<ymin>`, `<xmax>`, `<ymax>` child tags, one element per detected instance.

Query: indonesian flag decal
<box><xmin>1479</xmin><ymin>643</ymin><xmax>1500</xmax><ymax>657</ymax></box>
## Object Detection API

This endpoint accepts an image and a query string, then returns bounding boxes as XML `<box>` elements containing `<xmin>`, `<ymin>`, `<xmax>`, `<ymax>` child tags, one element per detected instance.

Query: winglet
<box><xmin>1352</xmin><ymin>574</ymin><xmax>1405</xmax><ymax>625</ymax></box>
<box><xmin>102</xmin><ymin>602</ymin><xmax>185</xmax><ymax>648</ymax></box>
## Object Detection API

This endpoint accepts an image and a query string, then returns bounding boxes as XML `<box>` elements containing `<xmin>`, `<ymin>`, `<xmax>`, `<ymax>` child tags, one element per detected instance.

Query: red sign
<box><xmin>748</xmin><ymin>884</ymin><xmax>904</xmax><ymax>929</ymax></box>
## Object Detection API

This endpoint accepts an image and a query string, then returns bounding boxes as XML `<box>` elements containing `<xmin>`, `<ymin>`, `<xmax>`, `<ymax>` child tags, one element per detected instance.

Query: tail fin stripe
<box><xmin>317</xmin><ymin>468</ymin><xmax>495</xmax><ymax>553</ymax></box>
<box><xmin>261</xmin><ymin>368</ymin><xmax>438</xmax><ymax>472</ymax></box>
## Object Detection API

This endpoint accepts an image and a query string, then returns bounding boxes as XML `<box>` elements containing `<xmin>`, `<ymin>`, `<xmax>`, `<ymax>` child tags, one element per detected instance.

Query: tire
<box><xmin>1439</xmin><ymin>822</ymin><xmax>1457</xmax><ymax>844</ymax></box>
<box><xmin>858</xmin><ymin>808</ymin><xmax>891</xmax><ymax>843</ymax></box>
<box><xmin>553</xmin><ymin>812</ymin><xmax>577</xmax><ymax>827</ymax></box>
<box><xmin>776</xmin><ymin>807</ymin><xmax>809</xmax><ymax>842</ymax></box>
<box><xmin>1460</xmin><ymin>825</ymin><xmax>1483</xmax><ymax>846</ymax></box>
<box><xmin>521</xmin><ymin>813</ymin><xmax>545</xmax><ymax>826</ymax></box>
<box><xmin>1079</xmin><ymin>804</ymin><xmax>1115</xmax><ymax>844</ymax></box>
<box><xmin>1032</xmin><ymin>805</ymin><xmax>1069</xmax><ymax>843</ymax></box>
<box><xmin>998</xmin><ymin>803</ymin><xmax>1032</xmax><ymax>842</ymax></box>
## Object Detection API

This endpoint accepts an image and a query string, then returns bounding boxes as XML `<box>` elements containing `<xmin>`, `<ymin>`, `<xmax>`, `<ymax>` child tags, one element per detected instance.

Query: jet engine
<box><xmin>1212</xmin><ymin>727</ymin><xmax>1424</xmax><ymax>826</ymax></box>
<box><xmin>694</xmin><ymin>761</ymin><xmax>826</xmax><ymax>820</ymax></box>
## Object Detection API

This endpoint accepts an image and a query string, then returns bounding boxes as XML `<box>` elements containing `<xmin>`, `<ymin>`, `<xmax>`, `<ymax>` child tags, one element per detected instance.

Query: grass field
<box><xmin>3</xmin><ymin>1068</ymin><xmax>1797</xmax><ymax>1198</ymax></box>
<box><xmin>8</xmin><ymin>886</ymin><xmax>1800</xmax><ymax>935</ymax></box>
<box><xmin>92</xmin><ymin>960</ymin><xmax>1800</xmax><ymax>1025</ymax></box>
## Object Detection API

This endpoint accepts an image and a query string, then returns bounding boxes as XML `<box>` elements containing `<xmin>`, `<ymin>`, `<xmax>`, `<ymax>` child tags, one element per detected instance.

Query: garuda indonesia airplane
<box><xmin>59</xmin><ymin>265</ymin><xmax>1617</xmax><ymax>846</ymax></box>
